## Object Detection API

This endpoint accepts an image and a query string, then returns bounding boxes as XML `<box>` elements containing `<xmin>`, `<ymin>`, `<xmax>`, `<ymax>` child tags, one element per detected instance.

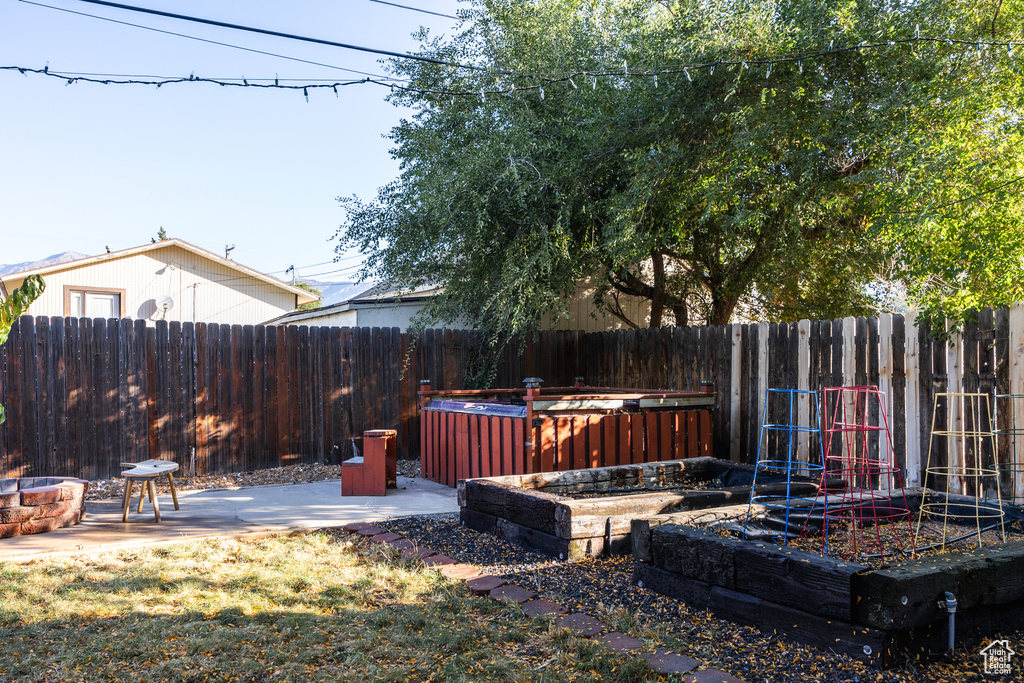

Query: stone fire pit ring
<box><xmin>0</xmin><ymin>477</ymin><xmax>89</xmax><ymax>537</ymax></box>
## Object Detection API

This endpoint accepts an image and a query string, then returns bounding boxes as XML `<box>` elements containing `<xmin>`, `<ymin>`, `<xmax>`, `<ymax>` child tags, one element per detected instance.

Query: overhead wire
<box><xmin>6</xmin><ymin>1</ymin><xmax>1022</xmax><ymax>97</ymax></box>
<box><xmin>57</xmin><ymin>1</ymin><xmax>1024</xmax><ymax>82</ymax></box>
<box><xmin>366</xmin><ymin>0</ymin><xmax>460</xmax><ymax>21</ymax></box>
<box><xmin>268</xmin><ymin>253</ymin><xmax>365</xmax><ymax>275</ymax></box>
<box><xmin>63</xmin><ymin>0</ymin><xmax>486</xmax><ymax>70</ymax></box>
<box><xmin>17</xmin><ymin>0</ymin><xmax>409</xmax><ymax>83</ymax></box>
<box><xmin>302</xmin><ymin>264</ymin><xmax>365</xmax><ymax>278</ymax></box>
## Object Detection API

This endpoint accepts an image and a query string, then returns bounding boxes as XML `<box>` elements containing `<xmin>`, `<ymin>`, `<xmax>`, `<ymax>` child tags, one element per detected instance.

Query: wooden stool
<box><xmin>121</xmin><ymin>459</ymin><xmax>180</xmax><ymax>522</ymax></box>
<box><xmin>342</xmin><ymin>430</ymin><xmax>397</xmax><ymax>497</ymax></box>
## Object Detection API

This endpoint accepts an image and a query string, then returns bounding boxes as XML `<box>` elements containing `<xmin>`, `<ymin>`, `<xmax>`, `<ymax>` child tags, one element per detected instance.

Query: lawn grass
<box><xmin>0</xmin><ymin>532</ymin><xmax>657</xmax><ymax>682</ymax></box>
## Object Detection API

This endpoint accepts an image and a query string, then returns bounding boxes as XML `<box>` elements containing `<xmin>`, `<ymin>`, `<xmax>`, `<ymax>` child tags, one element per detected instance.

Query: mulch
<box><xmin>375</xmin><ymin>513</ymin><xmax>1024</xmax><ymax>683</ymax></box>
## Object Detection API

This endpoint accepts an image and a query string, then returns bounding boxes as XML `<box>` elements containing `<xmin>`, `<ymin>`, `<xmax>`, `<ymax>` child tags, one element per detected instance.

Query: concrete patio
<box><xmin>0</xmin><ymin>476</ymin><xmax>458</xmax><ymax>562</ymax></box>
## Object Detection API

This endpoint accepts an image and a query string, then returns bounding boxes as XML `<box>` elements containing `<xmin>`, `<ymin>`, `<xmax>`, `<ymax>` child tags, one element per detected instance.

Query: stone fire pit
<box><xmin>0</xmin><ymin>477</ymin><xmax>89</xmax><ymax>537</ymax></box>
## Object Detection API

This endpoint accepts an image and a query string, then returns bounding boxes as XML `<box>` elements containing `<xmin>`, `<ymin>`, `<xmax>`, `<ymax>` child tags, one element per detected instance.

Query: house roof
<box><xmin>0</xmin><ymin>239</ymin><xmax>319</xmax><ymax>304</ymax></box>
<box><xmin>263</xmin><ymin>282</ymin><xmax>444</xmax><ymax>325</ymax></box>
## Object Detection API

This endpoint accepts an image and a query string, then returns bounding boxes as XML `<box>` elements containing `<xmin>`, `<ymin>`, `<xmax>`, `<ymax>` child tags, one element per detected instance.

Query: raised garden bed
<box><xmin>631</xmin><ymin>494</ymin><xmax>1024</xmax><ymax>668</ymax></box>
<box><xmin>0</xmin><ymin>477</ymin><xmax>89</xmax><ymax>537</ymax></box>
<box><xmin>458</xmin><ymin>457</ymin><xmax>820</xmax><ymax>559</ymax></box>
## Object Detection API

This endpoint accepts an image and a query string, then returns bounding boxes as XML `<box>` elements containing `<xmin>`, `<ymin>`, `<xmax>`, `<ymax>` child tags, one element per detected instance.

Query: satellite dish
<box><xmin>155</xmin><ymin>295</ymin><xmax>175</xmax><ymax>312</ymax></box>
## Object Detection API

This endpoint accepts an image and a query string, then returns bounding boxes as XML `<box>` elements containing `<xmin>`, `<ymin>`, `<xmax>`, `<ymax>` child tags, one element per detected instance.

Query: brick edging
<box><xmin>0</xmin><ymin>478</ymin><xmax>89</xmax><ymax>539</ymax></box>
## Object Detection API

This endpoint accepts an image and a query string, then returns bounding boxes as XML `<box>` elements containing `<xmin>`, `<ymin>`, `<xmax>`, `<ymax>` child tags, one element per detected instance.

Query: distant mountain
<box><xmin>297</xmin><ymin>279</ymin><xmax>377</xmax><ymax>306</ymax></box>
<box><xmin>0</xmin><ymin>251</ymin><xmax>91</xmax><ymax>277</ymax></box>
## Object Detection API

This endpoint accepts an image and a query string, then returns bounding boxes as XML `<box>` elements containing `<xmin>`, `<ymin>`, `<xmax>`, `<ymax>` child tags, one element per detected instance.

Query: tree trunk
<box><xmin>710</xmin><ymin>292</ymin><xmax>740</xmax><ymax>325</ymax></box>
<box><xmin>672</xmin><ymin>301</ymin><xmax>688</xmax><ymax>327</ymax></box>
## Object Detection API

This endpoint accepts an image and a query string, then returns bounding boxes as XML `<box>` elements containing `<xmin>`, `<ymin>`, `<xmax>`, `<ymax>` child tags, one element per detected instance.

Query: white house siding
<box><xmin>279</xmin><ymin>309</ymin><xmax>359</xmax><ymax>328</ymax></box>
<box><xmin>277</xmin><ymin>302</ymin><xmax>431</xmax><ymax>330</ymax></box>
<box><xmin>6</xmin><ymin>245</ymin><xmax>298</xmax><ymax>325</ymax></box>
<box><xmin>352</xmin><ymin>302</ymin><xmax>441</xmax><ymax>330</ymax></box>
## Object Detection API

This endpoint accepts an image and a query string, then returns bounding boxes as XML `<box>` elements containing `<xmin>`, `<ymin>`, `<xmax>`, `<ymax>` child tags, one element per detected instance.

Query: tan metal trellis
<box><xmin>916</xmin><ymin>392</ymin><xmax>1006</xmax><ymax>552</ymax></box>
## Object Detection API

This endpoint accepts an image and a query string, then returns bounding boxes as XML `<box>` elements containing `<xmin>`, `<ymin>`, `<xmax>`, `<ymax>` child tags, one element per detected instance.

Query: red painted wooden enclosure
<box><xmin>418</xmin><ymin>380</ymin><xmax>715</xmax><ymax>486</ymax></box>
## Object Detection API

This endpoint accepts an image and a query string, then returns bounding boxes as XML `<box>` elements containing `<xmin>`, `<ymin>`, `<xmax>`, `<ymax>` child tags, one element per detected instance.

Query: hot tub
<box><xmin>418</xmin><ymin>378</ymin><xmax>716</xmax><ymax>486</ymax></box>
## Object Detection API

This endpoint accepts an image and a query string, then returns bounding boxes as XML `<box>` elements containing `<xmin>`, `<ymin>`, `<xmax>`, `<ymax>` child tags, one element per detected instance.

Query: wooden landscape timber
<box><xmin>631</xmin><ymin>504</ymin><xmax>1024</xmax><ymax>667</ymax></box>
<box><xmin>457</xmin><ymin>457</ymin><xmax>820</xmax><ymax>559</ymax></box>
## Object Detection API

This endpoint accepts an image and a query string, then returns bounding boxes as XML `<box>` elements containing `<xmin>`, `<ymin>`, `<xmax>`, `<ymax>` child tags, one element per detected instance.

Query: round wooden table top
<box><xmin>121</xmin><ymin>459</ymin><xmax>179</xmax><ymax>478</ymax></box>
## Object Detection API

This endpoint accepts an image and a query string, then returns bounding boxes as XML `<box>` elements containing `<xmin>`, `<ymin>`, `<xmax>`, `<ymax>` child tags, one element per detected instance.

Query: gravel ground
<box><xmin>375</xmin><ymin>513</ymin><xmax>1024</xmax><ymax>683</ymax></box>
<box><xmin>85</xmin><ymin>459</ymin><xmax>422</xmax><ymax>501</ymax></box>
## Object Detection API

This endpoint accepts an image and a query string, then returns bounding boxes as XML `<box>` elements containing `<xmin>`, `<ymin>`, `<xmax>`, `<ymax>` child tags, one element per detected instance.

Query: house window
<box><xmin>64</xmin><ymin>286</ymin><xmax>126</xmax><ymax>319</ymax></box>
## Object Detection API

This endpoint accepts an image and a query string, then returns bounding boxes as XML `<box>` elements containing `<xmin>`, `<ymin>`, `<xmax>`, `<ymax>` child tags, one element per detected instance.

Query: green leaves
<box><xmin>338</xmin><ymin>0</ymin><xmax>1024</xmax><ymax>352</ymax></box>
<box><xmin>0</xmin><ymin>274</ymin><xmax>45</xmax><ymax>424</ymax></box>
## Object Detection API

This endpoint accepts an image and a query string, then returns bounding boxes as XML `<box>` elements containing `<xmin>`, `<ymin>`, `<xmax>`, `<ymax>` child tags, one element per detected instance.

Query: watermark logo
<box><xmin>981</xmin><ymin>639</ymin><xmax>1016</xmax><ymax>675</ymax></box>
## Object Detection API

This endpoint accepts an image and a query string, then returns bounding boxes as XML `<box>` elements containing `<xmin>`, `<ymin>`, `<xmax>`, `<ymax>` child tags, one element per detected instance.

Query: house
<box><xmin>266</xmin><ymin>279</ymin><xmax>649</xmax><ymax>332</ymax></box>
<box><xmin>265</xmin><ymin>283</ymin><xmax>447</xmax><ymax>329</ymax></box>
<box><xmin>0</xmin><ymin>239</ymin><xmax>319</xmax><ymax>326</ymax></box>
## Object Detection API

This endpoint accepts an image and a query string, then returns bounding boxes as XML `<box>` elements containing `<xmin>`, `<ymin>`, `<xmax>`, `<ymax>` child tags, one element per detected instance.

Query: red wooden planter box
<box><xmin>342</xmin><ymin>430</ymin><xmax>397</xmax><ymax>497</ymax></box>
<box><xmin>418</xmin><ymin>380</ymin><xmax>715</xmax><ymax>487</ymax></box>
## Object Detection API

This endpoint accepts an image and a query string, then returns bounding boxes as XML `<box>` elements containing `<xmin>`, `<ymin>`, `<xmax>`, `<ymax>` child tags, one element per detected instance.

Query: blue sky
<box><xmin>0</xmin><ymin>0</ymin><xmax>464</xmax><ymax>282</ymax></box>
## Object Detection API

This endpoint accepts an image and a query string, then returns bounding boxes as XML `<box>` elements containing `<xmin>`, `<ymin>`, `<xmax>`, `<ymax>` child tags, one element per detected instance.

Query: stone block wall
<box><xmin>0</xmin><ymin>477</ymin><xmax>88</xmax><ymax>538</ymax></box>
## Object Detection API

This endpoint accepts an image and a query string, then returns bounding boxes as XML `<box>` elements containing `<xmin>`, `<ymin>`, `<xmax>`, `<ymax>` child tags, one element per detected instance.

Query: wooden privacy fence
<box><xmin>2</xmin><ymin>308</ymin><xmax>1024</xmax><ymax>501</ymax></box>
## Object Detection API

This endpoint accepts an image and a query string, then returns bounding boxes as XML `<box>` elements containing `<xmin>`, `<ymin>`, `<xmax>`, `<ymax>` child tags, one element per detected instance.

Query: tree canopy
<box><xmin>338</xmin><ymin>0</ymin><xmax>1024</xmax><ymax>341</ymax></box>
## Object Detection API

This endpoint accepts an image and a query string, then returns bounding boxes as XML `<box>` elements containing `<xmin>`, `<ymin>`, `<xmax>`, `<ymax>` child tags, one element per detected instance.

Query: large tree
<box><xmin>338</xmin><ymin>0</ymin><xmax>1024</xmax><ymax>340</ymax></box>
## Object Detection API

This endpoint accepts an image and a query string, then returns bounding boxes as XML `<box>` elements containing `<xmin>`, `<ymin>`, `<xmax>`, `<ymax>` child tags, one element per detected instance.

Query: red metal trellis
<box><xmin>820</xmin><ymin>386</ymin><xmax>915</xmax><ymax>559</ymax></box>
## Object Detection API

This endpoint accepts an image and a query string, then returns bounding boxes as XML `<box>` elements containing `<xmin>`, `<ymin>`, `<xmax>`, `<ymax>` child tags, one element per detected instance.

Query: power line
<box><xmin>268</xmin><ymin>254</ymin><xmax>364</xmax><ymax>275</ymax></box>
<box><xmin>19</xmin><ymin>0</ymin><xmax>407</xmax><ymax>82</ymax></box>
<box><xmin>367</xmin><ymin>0</ymin><xmax>460</xmax><ymax>21</ymax></box>
<box><xmin>303</xmin><ymin>265</ymin><xmax>365</xmax><ymax>278</ymax></box>
<box><xmin>19</xmin><ymin>1</ymin><xmax>1021</xmax><ymax>89</ymax></box>
<box><xmin>65</xmin><ymin>0</ymin><xmax>484</xmax><ymax>70</ymax></box>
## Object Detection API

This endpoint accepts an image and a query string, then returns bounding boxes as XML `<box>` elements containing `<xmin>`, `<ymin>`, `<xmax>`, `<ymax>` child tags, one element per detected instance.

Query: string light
<box><xmin>3</xmin><ymin>32</ymin><xmax>1019</xmax><ymax>101</ymax></box>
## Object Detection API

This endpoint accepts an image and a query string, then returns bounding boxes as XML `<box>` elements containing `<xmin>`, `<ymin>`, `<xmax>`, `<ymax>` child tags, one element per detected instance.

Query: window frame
<box><xmin>63</xmin><ymin>285</ymin><xmax>127</xmax><ymax>318</ymax></box>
